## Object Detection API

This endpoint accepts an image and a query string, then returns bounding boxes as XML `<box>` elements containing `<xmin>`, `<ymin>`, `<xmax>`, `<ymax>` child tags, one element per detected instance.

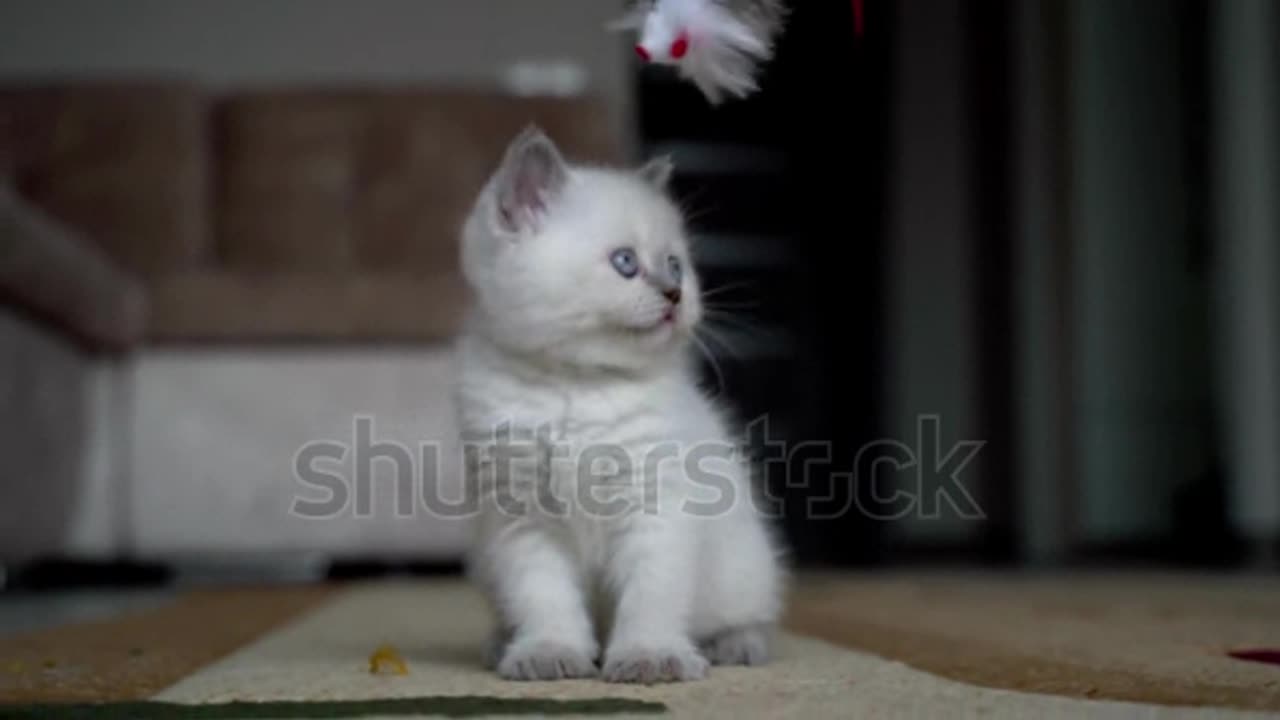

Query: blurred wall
<box><xmin>0</xmin><ymin>0</ymin><xmax>635</xmax><ymax>144</ymax></box>
<box><xmin>884</xmin><ymin>0</ymin><xmax>983</xmax><ymax>547</ymax></box>
<box><xmin>887</xmin><ymin>0</ymin><xmax>1279</xmax><ymax>559</ymax></box>
<box><xmin>1013</xmin><ymin>0</ymin><xmax>1071</xmax><ymax>563</ymax></box>
<box><xmin>1068</xmin><ymin>0</ymin><xmax>1214</xmax><ymax>545</ymax></box>
<box><xmin>1212</xmin><ymin>0</ymin><xmax>1280</xmax><ymax>553</ymax></box>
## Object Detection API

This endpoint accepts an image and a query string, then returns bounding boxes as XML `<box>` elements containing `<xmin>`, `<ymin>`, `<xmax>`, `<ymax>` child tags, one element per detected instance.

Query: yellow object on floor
<box><xmin>368</xmin><ymin>645</ymin><xmax>409</xmax><ymax>676</ymax></box>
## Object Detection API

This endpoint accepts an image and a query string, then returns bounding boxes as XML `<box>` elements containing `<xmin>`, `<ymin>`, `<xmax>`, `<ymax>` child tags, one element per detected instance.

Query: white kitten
<box><xmin>454</xmin><ymin>126</ymin><xmax>786</xmax><ymax>684</ymax></box>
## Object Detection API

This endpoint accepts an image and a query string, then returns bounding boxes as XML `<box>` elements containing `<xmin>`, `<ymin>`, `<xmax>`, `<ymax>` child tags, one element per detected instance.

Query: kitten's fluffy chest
<box><xmin>461</xmin><ymin>357</ymin><xmax>705</xmax><ymax>451</ymax></box>
<box><xmin>457</xmin><ymin>339</ymin><xmax>727</xmax><ymax>501</ymax></box>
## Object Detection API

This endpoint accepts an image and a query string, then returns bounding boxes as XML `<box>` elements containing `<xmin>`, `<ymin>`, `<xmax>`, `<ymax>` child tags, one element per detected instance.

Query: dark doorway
<box><xmin>632</xmin><ymin>0</ymin><xmax>896</xmax><ymax>567</ymax></box>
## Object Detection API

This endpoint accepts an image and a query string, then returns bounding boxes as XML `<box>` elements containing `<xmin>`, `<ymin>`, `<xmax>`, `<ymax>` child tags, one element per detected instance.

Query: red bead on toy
<box><xmin>635</xmin><ymin>44</ymin><xmax>651</xmax><ymax>62</ymax></box>
<box><xmin>670</xmin><ymin>32</ymin><xmax>690</xmax><ymax>59</ymax></box>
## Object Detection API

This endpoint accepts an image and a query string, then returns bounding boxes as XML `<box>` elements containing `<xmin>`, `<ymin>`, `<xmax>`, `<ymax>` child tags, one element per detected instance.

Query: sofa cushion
<box><xmin>1</xmin><ymin>85</ymin><xmax>622</xmax><ymax>343</ymax></box>
<box><xmin>198</xmin><ymin>89</ymin><xmax>620</xmax><ymax>342</ymax></box>
<box><xmin>0</xmin><ymin>83</ymin><xmax>211</xmax><ymax>277</ymax></box>
<box><xmin>350</xmin><ymin>91</ymin><xmax>622</xmax><ymax>272</ymax></box>
<box><xmin>215</xmin><ymin>90</ymin><xmax>621</xmax><ymax>275</ymax></box>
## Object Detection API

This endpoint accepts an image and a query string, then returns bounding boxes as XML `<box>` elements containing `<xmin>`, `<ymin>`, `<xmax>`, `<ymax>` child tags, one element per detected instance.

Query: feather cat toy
<box><xmin>609</xmin><ymin>0</ymin><xmax>789</xmax><ymax>104</ymax></box>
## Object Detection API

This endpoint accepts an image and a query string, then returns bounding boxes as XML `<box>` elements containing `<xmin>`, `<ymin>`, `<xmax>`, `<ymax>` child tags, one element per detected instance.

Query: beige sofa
<box><xmin>2</xmin><ymin>82</ymin><xmax>619</xmax><ymax>344</ymax></box>
<box><xmin>0</xmin><ymin>82</ymin><xmax>621</xmax><ymax>569</ymax></box>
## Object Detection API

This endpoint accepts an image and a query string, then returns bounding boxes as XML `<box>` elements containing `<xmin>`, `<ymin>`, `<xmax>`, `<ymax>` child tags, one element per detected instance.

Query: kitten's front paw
<box><xmin>497</xmin><ymin>638</ymin><xmax>598</xmax><ymax>681</ymax></box>
<box><xmin>602</xmin><ymin>641</ymin><xmax>709</xmax><ymax>684</ymax></box>
<box><xmin>701</xmin><ymin>625</ymin><xmax>771</xmax><ymax>666</ymax></box>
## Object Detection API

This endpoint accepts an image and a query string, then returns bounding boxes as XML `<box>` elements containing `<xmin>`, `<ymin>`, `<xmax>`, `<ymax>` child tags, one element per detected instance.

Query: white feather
<box><xmin>610</xmin><ymin>0</ymin><xmax>787</xmax><ymax>104</ymax></box>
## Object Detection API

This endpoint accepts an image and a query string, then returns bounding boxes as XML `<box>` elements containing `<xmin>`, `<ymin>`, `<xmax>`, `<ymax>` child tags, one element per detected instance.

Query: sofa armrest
<box><xmin>0</xmin><ymin>185</ymin><xmax>147</xmax><ymax>351</ymax></box>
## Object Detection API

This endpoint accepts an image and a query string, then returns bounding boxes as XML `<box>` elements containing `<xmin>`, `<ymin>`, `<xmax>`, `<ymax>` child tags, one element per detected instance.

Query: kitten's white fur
<box><xmin>454</xmin><ymin>126</ymin><xmax>785</xmax><ymax>684</ymax></box>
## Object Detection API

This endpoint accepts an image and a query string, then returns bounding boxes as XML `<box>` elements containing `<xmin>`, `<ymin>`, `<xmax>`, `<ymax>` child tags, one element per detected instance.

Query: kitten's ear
<box><xmin>637</xmin><ymin>154</ymin><xmax>674</xmax><ymax>189</ymax></box>
<box><xmin>493</xmin><ymin>125</ymin><xmax>569</xmax><ymax>236</ymax></box>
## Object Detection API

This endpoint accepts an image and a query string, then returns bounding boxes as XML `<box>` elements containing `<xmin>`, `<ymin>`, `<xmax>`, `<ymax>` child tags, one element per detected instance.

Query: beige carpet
<box><xmin>0</xmin><ymin>586</ymin><xmax>333</xmax><ymax>704</ymax></box>
<box><xmin>788</xmin><ymin>571</ymin><xmax>1280</xmax><ymax>713</ymax></box>
<box><xmin>4</xmin><ymin>574</ymin><xmax>1279</xmax><ymax>717</ymax></box>
<box><xmin>146</xmin><ymin>580</ymin><xmax>1278</xmax><ymax>719</ymax></box>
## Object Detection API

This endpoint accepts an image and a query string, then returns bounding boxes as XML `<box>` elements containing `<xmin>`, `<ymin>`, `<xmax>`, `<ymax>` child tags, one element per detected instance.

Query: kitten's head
<box><xmin>461</xmin><ymin>125</ymin><xmax>702</xmax><ymax>374</ymax></box>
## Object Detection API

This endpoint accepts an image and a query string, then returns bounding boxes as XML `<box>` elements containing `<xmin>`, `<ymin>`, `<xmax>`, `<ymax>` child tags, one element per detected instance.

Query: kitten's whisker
<box><xmin>701</xmin><ymin>303</ymin><xmax>767</xmax><ymax>334</ymax></box>
<box><xmin>683</xmin><ymin>207</ymin><xmax>716</xmax><ymax>227</ymax></box>
<box><xmin>689</xmin><ymin>331</ymin><xmax>728</xmax><ymax>399</ymax></box>
<box><xmin>702</xmin><ymin>308</ymin><xmax>765</xmax><ymax>330</ymax></box>
<box><xmin>702</xmin><ymin>300</ymin><xmax>762</xmax><ymax>312</ymax></box>
<box><xmin>702</xmin><ymin>311</ymin><xmax>765</xmax><ymax>337</ymax></box>
<box><xmin>696</xmin><ymin>323</ymin><xmax>751</xmax><ymax>363</ymax></box>
<box><xmin>677</xmin><ymin>188</ymin><xmax>714</xmax><ymax>224</ymax></box>
<box><xmin>699</xmin><ymin>282</ymin><xmax>754</xmax><ymax>301</ymax></box>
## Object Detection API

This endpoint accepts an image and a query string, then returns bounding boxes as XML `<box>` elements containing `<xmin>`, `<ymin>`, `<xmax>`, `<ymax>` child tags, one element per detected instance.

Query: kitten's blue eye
<box><xmin>667</xmin><ymin>255</ymin><xmax>682</xmax><ymax>284</ymax></box>
<box><xmin>611</xmin><ymin>248</ymin><xmax>640</xmax><ymax>278</ymax></box>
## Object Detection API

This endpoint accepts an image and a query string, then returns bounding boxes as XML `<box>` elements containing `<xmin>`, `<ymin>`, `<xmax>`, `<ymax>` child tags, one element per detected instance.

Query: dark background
<box><xmin>637</xmin><ymin>0</ymin><xmax>1276</xmax><ymax>572</ymax></box>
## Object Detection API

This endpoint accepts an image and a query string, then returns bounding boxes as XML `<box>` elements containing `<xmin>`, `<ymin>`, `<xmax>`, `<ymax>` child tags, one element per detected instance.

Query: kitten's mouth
<box><xmin>653</xmin><ymin>306</ymin><xmax>681</xmax><ymax>332</ymax></box>
<box><xmin>624</xmin><ymin>308</ymin><xmax>679</xmax><ymax>336</ymax></box>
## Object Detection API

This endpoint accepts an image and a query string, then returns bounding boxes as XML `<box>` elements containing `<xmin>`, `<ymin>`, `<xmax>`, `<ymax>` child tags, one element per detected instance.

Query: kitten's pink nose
<box><xmin>663</xmin><ymin>287</ymin><xmax>682</xmax><ymax>305</ymax></box>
